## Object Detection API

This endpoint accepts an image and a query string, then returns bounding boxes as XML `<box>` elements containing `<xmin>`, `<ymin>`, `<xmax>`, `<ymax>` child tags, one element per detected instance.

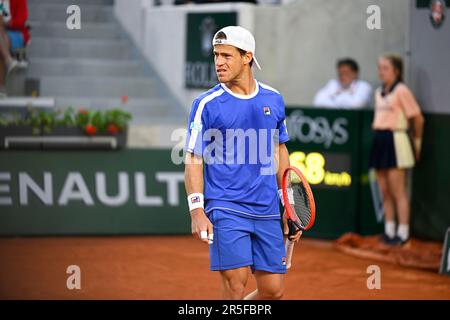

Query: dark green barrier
<box><xmin>411</xmin><ymin>113</ymin><xmax>450</xmax><ymax>241</ymax></box>
<box><xmin>0</xmin><ymin>149</ymin><xmax>190</xmax><ymax>235</ymax></box>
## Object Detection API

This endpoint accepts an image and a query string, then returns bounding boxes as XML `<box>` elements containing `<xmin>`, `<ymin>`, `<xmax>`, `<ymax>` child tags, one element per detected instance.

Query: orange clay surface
<box><xmin>0</xmin><ymin>236</ymin><xmax>449</xmax><ymax>299</ymax></box>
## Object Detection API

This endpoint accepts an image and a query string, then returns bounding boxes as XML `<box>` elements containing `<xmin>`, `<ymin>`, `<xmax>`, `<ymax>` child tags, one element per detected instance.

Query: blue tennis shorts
<box><xmin>207</xmin><ymin>209</ymin><xmax>287</xmax><ymax>274</ymax></box>
<box><xmin>7</xmin><ymin>31</ymin><xmax>25</xmax><ymax>51</ymax></box>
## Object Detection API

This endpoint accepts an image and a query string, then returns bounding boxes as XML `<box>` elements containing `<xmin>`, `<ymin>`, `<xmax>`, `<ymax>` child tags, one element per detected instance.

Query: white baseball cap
<box><xmin>212</xmin><ymin>26</ymin><xmax>262</xmax><ymax>70</ymax></box>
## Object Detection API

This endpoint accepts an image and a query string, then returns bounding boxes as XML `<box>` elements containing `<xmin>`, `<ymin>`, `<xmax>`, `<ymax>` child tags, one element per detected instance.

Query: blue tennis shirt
<box><xmin>185</xmin><ymin>80</ymin><xmax>289</xmax><ymax>219</ymax></box>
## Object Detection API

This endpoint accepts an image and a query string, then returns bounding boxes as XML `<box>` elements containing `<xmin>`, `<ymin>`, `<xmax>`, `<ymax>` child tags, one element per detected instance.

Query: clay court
<box><xmin>0</xmin><ymin>236</ymin><xmax>449</xmax><ymax>300</ymax></box>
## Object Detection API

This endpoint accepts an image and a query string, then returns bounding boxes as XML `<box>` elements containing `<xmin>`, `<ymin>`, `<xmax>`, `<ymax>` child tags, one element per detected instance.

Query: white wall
<box><xmin>115</xmin><ymin>1</ymin><xmax>256</xmax><ymax>110</ymax></box>
<box><xmin>409</xmin><ymin>0</ymin><xmax>450</xmax><ymax>113</ymax></box>
<box><xmin>115</xmin><ymin>0</ymin><xmax>408</xmax><ymax>109</ymax></box>
<box><xmin>254</xmin><ymin>0</ymin><xmax>409</xmax><ymax>105</ymax></box>
<box><xmin>114</xmin><ymin>0</ymin><xmax>150</xmax><ymax>47</ymax></box>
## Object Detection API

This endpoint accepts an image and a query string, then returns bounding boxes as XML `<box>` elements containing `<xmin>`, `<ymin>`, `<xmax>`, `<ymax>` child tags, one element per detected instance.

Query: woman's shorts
<box><xmin>7</xmin><ymin>31</ymin><xmax>25</xmax><ymax>51</ymax></box>
<box><xmin>369</xmin><ymin>130</ymin><xmax>415</xmax><ymax>170</ymax></box>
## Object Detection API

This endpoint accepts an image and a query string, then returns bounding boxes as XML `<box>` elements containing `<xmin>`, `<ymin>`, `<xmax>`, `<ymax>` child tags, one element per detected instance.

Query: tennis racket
<box><xmin>282</xmin><ymin>166</ymin><xmax>316</xmax><ymax>269</ymax></box>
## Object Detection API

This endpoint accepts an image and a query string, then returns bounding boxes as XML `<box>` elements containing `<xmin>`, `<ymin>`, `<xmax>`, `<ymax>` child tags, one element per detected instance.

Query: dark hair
<box><xmin>237</xmin><ymin>48</ymin><xmax>254</xmax><ymax>68</ymax></box>
<box><xmin>214</xmin><ymin>31</ymin><xmax>227</xmax><ymax>41</ymax></box>
<box><xmin>381</xmin><ymin>53</ymin><xmax>404</xmax><ymax>83</ymax></box>
<box><xmin>337</xmin><ymin>58</ymin><xmax>359</xmax><ymax>73</ymax></box>
<box><xmin>214</xmin><ymin>31</ymin><xmax>253</xmax><ymax>67</ymax></box>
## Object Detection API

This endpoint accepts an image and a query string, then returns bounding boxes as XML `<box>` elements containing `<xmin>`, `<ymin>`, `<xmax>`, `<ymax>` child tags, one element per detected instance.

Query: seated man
<box><xmin>313</xmin><ymin>58</ymin><xmax>372</xmax><ymax>109</ymax></box>
<box><xmin>0</xmin><ymin>0</ymin><xmax>30</xmax><ymax>97</ymax></box>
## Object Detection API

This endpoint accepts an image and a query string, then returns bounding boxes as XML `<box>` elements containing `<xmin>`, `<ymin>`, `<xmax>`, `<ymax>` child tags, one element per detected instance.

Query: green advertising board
<box><xmin>0</xmin><ymin>149</ymin><xmax>190</xmax><ymax>235</ymax></box>
<box><xmin>285</xmin><ymin>107</ymin><xmax>358</xmax><ymax>238</ymax></box>
<box><xmin>284</xmin><ymin>107</ymin><xmax>383</xmax><ymax>238</ymax></box>
<box><xmin>185</xmin><ymin>12</ymin><xmax>237</xmax><ymax>88</ymax></box>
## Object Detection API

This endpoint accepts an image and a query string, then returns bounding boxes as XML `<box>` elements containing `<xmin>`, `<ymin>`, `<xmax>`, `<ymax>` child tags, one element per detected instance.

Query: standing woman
<box><xmin>369</xmin><ymin>54</ymin><xmax>424</xmax><ymax>245</ymax></box>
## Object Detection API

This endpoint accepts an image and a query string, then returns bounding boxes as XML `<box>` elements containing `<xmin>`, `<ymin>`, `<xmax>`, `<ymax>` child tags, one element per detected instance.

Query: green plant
<box><xmin>10</xmin><ymin>112</ymin><xmax>28</xmax><ymax>126</ymax></box>
<box><xmin>56</xmin><ymin>106</ymin><xmax>77</xmax><ymax>127</ymax></box>
<box><xmin>27</xmin><ymin>108</ymin><xmax>59</xmax><ymax>135</ymax></box>
<box><xmin>104</xmin><ymin>109</ymin><xmax>132</xmax><ymax>132</ymax></box>
<box><xmin>1</xmin><ymin>111</ymin><xmax>40</xmax><ymax>135</ymax></box>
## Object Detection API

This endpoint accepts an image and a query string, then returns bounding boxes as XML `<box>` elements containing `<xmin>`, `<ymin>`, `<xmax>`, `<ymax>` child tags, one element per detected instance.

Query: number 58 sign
<box><xmin>289</xmin><ymin>151</ymin><xmax>352</xmax><ymax>188</ymax></box>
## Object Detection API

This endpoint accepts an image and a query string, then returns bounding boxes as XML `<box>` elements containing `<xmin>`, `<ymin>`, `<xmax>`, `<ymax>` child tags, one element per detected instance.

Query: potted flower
<box><xmin>0</xmin><ymin>107</ymin><xmax>132</xmax><ymax>150</ymax></box>
<box><xmin>71</xmin><ymin>108</ymin><xmax>131</xmax><ymax>148</ymax></box>
<box><xmin>42</xmin><ymin>107</ymin><xmax>131</xmax><ymax>148</ymax></box>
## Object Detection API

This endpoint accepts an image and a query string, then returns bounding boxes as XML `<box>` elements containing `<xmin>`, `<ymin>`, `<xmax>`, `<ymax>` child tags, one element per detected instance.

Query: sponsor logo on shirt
<box><xmin>190</xmin><ymin>122</ymin><xmax>203</xmax><ymax>132</ymax></box>
<box><xmin>263</xmin><ymin>106</ymin><xmax>271</xmax><ymax>115</ymax></box>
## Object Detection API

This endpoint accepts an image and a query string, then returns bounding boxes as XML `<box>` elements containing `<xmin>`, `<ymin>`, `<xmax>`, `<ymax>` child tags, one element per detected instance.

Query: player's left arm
<box><xmin>277</xmin><ymin>143</ymin><xmax>302</xmax><ymax>241</ymax></box>
<box><xmin>276</xmin><ymin>143</ymin><xmax>289</xmax><ymax>189</ymax></box>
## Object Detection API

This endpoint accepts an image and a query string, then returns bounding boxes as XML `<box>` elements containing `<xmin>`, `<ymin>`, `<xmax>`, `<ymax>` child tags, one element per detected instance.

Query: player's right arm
<box><xmin>185</xmin><ymin>153</ymin><xmax>213</xmax><ymax>244</ymax></box>
<box><xmin>184</xmin><ymin>153</ymin><xmax>213</xmax><ymax>244</ymax></box>
<box><xmin>184</xmin><ymin>96</ymin><xmax>213</xmax><ymax>244</ymax></box>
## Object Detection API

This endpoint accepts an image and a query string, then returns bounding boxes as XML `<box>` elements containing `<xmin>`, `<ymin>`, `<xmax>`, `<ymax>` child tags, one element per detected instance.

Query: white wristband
<box><xmin>278</xmin><ymin>188</ymin><xmax>294</xmax><ymax>206</ymax></box>
<box><xmin>187</xmin><ymin>193</ymin><xmax>204</xmax><ymax>212</ymax></box>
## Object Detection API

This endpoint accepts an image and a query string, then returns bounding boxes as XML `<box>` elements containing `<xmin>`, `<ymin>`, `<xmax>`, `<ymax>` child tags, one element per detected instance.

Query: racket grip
<box><xmin>285</xmin><ymin>238</ymin><xmax>295</xmax><ymax>269</ymax></box>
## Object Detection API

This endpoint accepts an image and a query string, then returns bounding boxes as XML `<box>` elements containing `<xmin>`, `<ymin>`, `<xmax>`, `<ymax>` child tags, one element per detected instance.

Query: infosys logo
<box><xmin>285</xmin><ymin>110</ymin><xmax>349</xmax><ymax>149</ymax></box>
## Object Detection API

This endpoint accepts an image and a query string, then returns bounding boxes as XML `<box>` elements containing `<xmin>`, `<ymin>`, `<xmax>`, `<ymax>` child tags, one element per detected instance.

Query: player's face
<box><xmin>337</xmin><ymin>65</ymin><xmax>357</xmax><ymax>88</ymax></box>
<box><xmin>214</xmin><ymin>45</ymin><xmax>246</xmax><ymax>83</ymax></box>
<box><xmin>378</xmin><ymin>58</ymin><xmax>397</xmax><ymax>85</ymax></box>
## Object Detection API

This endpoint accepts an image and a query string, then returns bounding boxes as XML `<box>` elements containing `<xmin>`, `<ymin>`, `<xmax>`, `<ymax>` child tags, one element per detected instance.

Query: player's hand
<box><xmin>190</xmin><ymin>208</ymin><xmax>213</xmax><ymax>244</ymax></box>
<box><xmin>283</xmin><ymin>211</ymin><xmax>302</xmax><ymax>243</ymax></box>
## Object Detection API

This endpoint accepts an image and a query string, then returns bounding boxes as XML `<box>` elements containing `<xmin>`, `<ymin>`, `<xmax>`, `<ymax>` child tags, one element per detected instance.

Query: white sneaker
<box><xmin>17</xmin><ymin>60</ymin><xmax>28</xmax><ymax>68</ymax></box>
<box><xmin>7</xmin><ymin>59</ymin><xmax>18</xmax><ymax>74</ymax></box>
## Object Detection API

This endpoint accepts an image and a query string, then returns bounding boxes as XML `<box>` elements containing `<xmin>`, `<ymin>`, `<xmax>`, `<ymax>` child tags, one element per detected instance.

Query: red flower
<box><xmin>79</xmin><ymin>108</ymin><xmax>88</xmax><ymax>115</ymax></box>
<box><xmin>84</xmin><ymin>124</ymin><xmax>97</xmax><ymax>136</ymax></box>
<box><xmin>107</xmin><ymin>123</ymin><xmax>119</xmax><ymax>135</ymax></box>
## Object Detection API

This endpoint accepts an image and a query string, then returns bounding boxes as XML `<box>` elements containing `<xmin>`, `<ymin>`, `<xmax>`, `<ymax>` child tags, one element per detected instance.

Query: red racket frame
<box><xmin>282</xmin><ymin>165</ymin><xmax>316</xmax><ymax>231</ymax></box>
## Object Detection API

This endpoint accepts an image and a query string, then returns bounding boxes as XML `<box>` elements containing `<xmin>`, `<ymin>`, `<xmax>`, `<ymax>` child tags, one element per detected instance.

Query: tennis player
<box><xmin>184</xmin><ymin>26</ymin><xmax>301</xmax><ymax>300</ymax></box>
